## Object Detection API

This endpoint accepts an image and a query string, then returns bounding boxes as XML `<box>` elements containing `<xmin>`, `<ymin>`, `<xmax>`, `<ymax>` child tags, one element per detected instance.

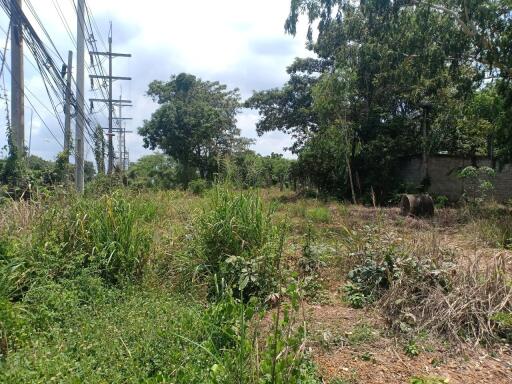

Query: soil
<box><xmin>305</xmin><ymin>300</ymin><xmax>512</xmax><ymax>383</ymax></box>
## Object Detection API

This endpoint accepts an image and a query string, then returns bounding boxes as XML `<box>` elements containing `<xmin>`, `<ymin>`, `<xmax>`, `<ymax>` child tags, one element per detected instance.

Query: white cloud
<box><xmin>0</xmin><ymin>0</ymin><xmax>312</xmax><ymax>162</ymax></box>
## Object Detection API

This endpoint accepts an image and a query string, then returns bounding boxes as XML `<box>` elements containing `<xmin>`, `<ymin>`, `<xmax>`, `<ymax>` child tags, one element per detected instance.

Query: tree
<box><xmin>245</xmin><ymin>58</ymin><xmax>326</xmax><ymax>153</ymax></box>
<box><xmin>139</xmin><ymin>73</ymin><xmax>247</xmax><ymax>187</ymax></box>
<box><xmin>127</xmin><ymin>153</ymin><xmax>178</xmax><ymax>189</ymax></box>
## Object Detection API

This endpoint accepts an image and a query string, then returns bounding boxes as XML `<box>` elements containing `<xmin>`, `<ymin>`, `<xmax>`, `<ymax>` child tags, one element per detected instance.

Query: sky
<box><xmin>0</xmin><ymin>0</ymin><xmax>313</xmax><ymax>163</ymax></box>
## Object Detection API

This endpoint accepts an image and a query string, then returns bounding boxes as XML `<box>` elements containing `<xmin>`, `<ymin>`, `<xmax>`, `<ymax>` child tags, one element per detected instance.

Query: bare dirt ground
<box><xmin>306</xmin><ymin>296</ymin><xmax>512</xmax><ymax>383</ymax></box>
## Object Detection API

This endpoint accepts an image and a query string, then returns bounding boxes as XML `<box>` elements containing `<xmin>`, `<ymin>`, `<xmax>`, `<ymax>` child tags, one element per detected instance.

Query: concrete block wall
<box><xmin>400</xmin><ymin>155</ymin><xmax>512</xmax><ymax>202</ymax></box>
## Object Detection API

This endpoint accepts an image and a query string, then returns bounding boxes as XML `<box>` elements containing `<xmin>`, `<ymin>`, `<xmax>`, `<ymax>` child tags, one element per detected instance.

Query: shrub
<box><xmin>196</xmin><ymin>187</ymin><xmax>284</xmax><ymax>301</ymax></box>
<box><xmin>458</xmin><ymin>166</ymin><xmax>495</xmax><ymax>206</ymax></box>
<box><xmin>343</xmin><ymin>245</ymin><xmax>403</xmax><ymax>306</ymax></box>
<box><xmin>434</xmin><ymin>195</ymin><xmax>449</xmax><ymax>209</ymax></box>
<box><xmin>188</xmin><ymin>179</ymin><xmax>209</xmax><ymax>195</ymax></box>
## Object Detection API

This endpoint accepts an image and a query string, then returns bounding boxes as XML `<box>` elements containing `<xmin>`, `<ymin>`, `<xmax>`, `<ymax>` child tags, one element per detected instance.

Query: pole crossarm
<box><xmin>90</xmin><ymin>51</ymin><xmax>131</xmax><ymax>58</ymax></box>
<box><xmin>90</xmin><ymin>98</ymin><xmax>132</xmax><ymax>104</ymax></box>
<box><xmin>90</xmin><ymin>75</ymin><xmax>131</xmax><ymax>81</ymax></box>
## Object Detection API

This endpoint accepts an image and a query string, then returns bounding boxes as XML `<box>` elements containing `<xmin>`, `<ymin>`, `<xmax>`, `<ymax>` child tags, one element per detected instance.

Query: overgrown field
<box><xmin>1</xmin><ymin>187</ymin><xmax>511</xmax><ymax>383</ymax></box>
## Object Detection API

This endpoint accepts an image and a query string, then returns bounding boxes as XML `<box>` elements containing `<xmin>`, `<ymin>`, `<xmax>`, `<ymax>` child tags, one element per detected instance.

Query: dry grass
<box><xmin>381</xmin><ymin>244</ymin><xmax>512</xmax><ymax>344</ymax></box>
<box><xmin>0</xmin><ymin>200</ymin><xmax>42</xmax><ymax>236</ymax></box>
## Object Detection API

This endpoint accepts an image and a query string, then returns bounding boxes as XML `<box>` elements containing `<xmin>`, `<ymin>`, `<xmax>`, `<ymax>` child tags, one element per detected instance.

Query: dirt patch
<box><xmin>306</xmin><ymin>300</ymin><xmax>512</xmax><ymax>383</ymax></box>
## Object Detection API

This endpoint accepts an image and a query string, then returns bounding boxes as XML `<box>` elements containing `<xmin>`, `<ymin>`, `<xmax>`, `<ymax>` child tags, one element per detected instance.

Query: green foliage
<box><xmin>404</xmin><ymin>340</ymin><xmax>420</xmax><ymax>358</ymax></box>
<box><xmin>298</xmin><ymin>227</ymin><xmax>327</xmax><ymax>302</ymax></box>
<box><xmin>434</xmin><ymin>195</ymin><xmax>449</xmax><ymax>209</ymax></box>
<box><xmin>343</xmin><ymin>283</ymin><xmax>367</xmax><ymax>309</ymax></box>
<box><xmin>491</xmin><ymin>312</ymin><xmax>512</xmax><ymax>342</ymax></box>
<box><xmin>347</xmin><ymin>323</ymin><xmax>377</xmax><ymax>346</ymax></box>
<box><xmin>196</xmin><ymin>187</ymin><xmax>284</xmax><ymax>301</ymax></box>
<box><xmin>139</xmin><ymin>73</ymin><xmax>250</xmax><ymax>187</ymax></box>
<box><xmin>243</xmin><ymin>0</ymin><xmax>512</xmax><ymax>201</ymax></box>
<box><xmin>4</xmin><ymin>193</ymin><xmax>155</xmax><ymax>292</ymax></box>
<box><xmin>345</xmin><ymin>248</ymin><xmax>397</xmax><ymax>305</ymax></box>
<box><xmin>245</xmin><ymin>58</ymin><xmax>321</xmax><ymax>153</ymax></box>
<box><xmin>93</xmin><ymin>124</ymin><xmax>106</xmax><ymax>175</ymax></box>
<box><xmin>221</xmin><ymin>151</ymin><xmax>295</xmax><ymax>190</ymax></box>
<box><xmin>188</xmin><ymin>178</ymin><xmax>209</xmax><ymax>195</ymax></box>
<box><xmin>458</xmin><ymin>166</ymin><xmax>496</xmax><ymax>205</ymax></box>
<box><xmin>0</xmin><ymin>191</ymin><xmax>321</xmax><ymax>383</ymax></box>
<box><xmin>305</xmin><ymin>206</ymin><xmax>331</xmax><ymax>223</ymax></box>
<box><xmin>127</xmin><ymin>153</ymin><xmax>177</xmax><ymax>189</ymax></box>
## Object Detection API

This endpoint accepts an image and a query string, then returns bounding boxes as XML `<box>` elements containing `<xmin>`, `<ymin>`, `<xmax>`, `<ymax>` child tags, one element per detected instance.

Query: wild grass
<box><xmin>305</xmin><ymin>206</ymin><xmax>331</xmax><ymax>223</ymax></box>
<box><xmin>196</xmin><ymin>186</ymin><xmax>284</xmax><ymax>301</ymax></box>
<box><xmin>1</xmin><ymin>188</ymin><xmax>320</xmax><ymax>383</ymax></box>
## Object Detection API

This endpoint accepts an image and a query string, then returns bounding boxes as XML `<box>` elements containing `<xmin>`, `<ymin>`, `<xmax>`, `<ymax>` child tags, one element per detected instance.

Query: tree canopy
<box><xmin>139</xmin><ymin>73</ymin><xmax>251</xmax><ymax>186</ymax></box>
<box><xmin>244</xmin><ymin>0</ymin><xmax>512</xmax><ymax>200</ymax></box>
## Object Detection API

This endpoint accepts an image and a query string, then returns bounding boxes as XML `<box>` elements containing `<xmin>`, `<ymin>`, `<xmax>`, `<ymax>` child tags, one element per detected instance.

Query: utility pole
<box><xmin>107</xmin><ymin>27</ymin><xmax>113</xmax><ymax>173</ymax></box>
<box><xmin>117</xmin><ymin>93</ymin><xmax>123</xmax><ymax>170</ymax></box>
<box><xmin>28</xmin><ymin>109</ymin><xmax>32</xmax><ymax>158</ymax></box>
<box><xmin>11</xmin><ymin>0</ymin><xmax>24</xmax><ymax>156</ymax></box>
<box><xmin>64</xmin><ymin>50</ymin><xmax>73</xmax><ymax>163</ymax></box>
<box><xmin>89</xmin><ymin>24</ymin><xmax>132</xmax><ymax>175</ymax></box>
<box><xmin>75</xmin><ymin>0</ymin><xmax>85</xmax><ymax>193</ymax></box>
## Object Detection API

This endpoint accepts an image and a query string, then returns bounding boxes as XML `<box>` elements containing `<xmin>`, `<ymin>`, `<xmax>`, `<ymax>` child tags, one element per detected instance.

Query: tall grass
<box><xmin>197</xmin><ymin>186</ymin><xmax>284</xmax><ymax>301</ymax></box>
<box><xmin>0</xmin><ymin>189</ymin><xmax>321</xmax><ymax>383</ymax></box>
<box><xmin>34</xmin><ymin>191</ymin><xmax>155</xmax><ymax>285</ymax></box>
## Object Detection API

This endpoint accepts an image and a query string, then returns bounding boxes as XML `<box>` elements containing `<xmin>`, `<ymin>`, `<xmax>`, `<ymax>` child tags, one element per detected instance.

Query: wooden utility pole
<box><xmin>89</xmin><ymin>25</ymin><xmax>131</xmax><ymax>175</ymax></box>
<box><xmin>64</xmin><ymin>50</ymin><xmax>73</xmax><ymax>163</ymax></box>
<box><xmin>75</xmin><ymin>0</ymin><xmax>85</xmax><ymax>193</ymax></box>
<box><xmin>10</xmin><ymin>0</ymin><xmax>24</xmax><ymax>156</ymax></box>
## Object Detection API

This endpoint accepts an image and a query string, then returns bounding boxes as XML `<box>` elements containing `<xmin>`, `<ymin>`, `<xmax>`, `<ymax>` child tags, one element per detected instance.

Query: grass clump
<box><xmin>32</xmin><ymin>191</ymin><xmax>154</xmax><ymax>286</ymax></box>
<box><xmin>196</xmin><ymin>186</ymin><xmax>284</xmax><ymax>301</ymax></box>
<box><xmin>188</xmin><ymin>178</ymin><xmax>209</xmax><ymax>195</ymax></box>
<box><xmin>305</xmin><ymin>206</ymin><xmax>331</xmax><ymax>223</ymax></box>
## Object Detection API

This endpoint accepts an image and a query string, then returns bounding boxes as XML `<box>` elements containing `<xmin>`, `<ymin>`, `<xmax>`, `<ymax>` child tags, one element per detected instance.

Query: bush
<box><xmin>196</xmin><ymin>187</ymin><xmax>284</xmax><ymax>301</ymax></box>
<box><xmin>434</xmin><ymin>195</ymin><xmax>449</xmax><ymax>209</ymax></box>
<box><xmin>343</xmin><ymin>245</ymin><xmax>403</xmax><ymax>306</ymax></box>
<box><xmin>188</xmin><ymin>179</ymin><xmax>209</xmax><ymax>195</ymax></box>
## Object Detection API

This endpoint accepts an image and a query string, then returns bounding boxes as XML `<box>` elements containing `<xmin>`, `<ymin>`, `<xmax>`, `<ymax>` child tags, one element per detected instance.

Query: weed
<box><xmin>343</xmin><ymin>283</ymin><xmax>367</xmax><ymax>309</ymax></box>
<box><xmin>404</xmin><ymin>340</ymin><xmax>420</xmax><ymax>357</ymax></box>
<box><xmin>491</xmin><ymin>311</ymin><xmax>512</xmax><ymax>342</ymax></box>
<box><xmin>299</xmin><ymin>226</ymin><xmax>328</xmax><ymax>302</ymax></box>
<box><xmin>196</xmin><ymin>186</ymin><xmax>284</xmax><ymax>301</ymax></box>
<box><xmin>306</xmin><ymin>206</ymin><xmax>331</xmax><ymax>223</ymax></box>
<box><xmin>188</xmin><ymin>179</ymin><xmax>209</xmax><ymax>195</ymax></box>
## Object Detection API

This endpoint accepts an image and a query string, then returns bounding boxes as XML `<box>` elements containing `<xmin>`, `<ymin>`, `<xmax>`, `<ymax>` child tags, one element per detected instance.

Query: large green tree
<box><xmin>247</xmin><ymin>0</ymin><xmax>509</xmax><ymax>200</ymax></box>
<box><xmin>139</xmin><ymin>73</ymin><xmax>248</xmax><ymax>186</ymax></box>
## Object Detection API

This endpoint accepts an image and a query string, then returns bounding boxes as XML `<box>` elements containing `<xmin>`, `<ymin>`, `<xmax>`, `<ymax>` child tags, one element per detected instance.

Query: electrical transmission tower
<box><xmin>89</xmin><ymin>23</ymin><xmax>131</xmax><ymax>174</ymax></box>
<box><xmin>116</xmin><ymin>93</ymin><xmax>132</xmax><ymax>171</ymax></box>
